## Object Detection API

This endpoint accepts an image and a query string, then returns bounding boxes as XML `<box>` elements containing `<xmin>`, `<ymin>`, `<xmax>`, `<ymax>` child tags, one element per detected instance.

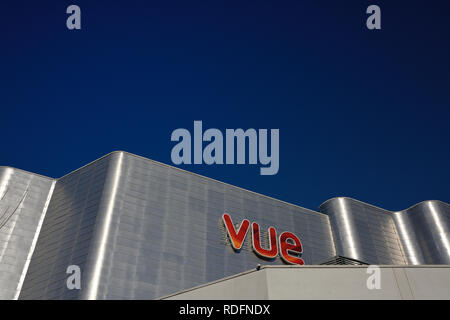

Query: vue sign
<box><xmin>222</xmin><ymin>213</ymin><xmax>304</xmax><ymax>265</ymax></box>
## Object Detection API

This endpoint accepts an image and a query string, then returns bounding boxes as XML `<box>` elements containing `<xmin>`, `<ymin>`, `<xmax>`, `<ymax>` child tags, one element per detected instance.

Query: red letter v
<box><xmin>222</xmin><ymin>213</ymin><xmax>250</xmax><ymax>251</ymax></box>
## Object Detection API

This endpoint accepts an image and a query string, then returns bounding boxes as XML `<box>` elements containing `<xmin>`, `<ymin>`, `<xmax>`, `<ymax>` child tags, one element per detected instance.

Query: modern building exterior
<box><xmin>0</xmin><ymin>151</ymin><xmax>449</xmax><ymax>300</ymax></box>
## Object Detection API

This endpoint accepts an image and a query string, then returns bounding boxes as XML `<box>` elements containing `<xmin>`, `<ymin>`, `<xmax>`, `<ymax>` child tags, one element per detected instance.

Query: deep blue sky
<box><xmin>1</xmin><ymin>0</ymin><xmax>449</xmax><ymax>211</ymax></box>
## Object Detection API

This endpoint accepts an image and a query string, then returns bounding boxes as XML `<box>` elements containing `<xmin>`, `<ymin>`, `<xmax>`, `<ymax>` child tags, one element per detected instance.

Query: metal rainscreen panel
<box><xmin>319</xmin><ymin>198</ymin><xmax>450</xmax><ymax>265</ymax></box>
<box><xmin>14</xmin><ymin>151</ymin><xmax>450</xmax><ymax>300</ymax></box>
<box><xmin>18</xmin><ymin>152</ymin><xmax>336</xmax><ymax>299</ymax></box>
<box><xmin>393</xmin><ymin>201</ymin><xmax>450</xmax><ymax>265</ymax></box>
<box><xmin>319</xmin><ymin>198</ymin><xmax>407</xmax><ymax>265</ymax></box>
<box><xmin>0</xmin><ymin>167</ymin><xmax>54</xmax><ymax>299</ymax></box>
<box><xmin>86</xmin><ymin>152</ymin><xmax>336</xmax><ymax>299</ymax></box>
<box><xmin>19</xmin><ymin>156</ymin><xmax>111</xmax><ymax>300</ymax></box>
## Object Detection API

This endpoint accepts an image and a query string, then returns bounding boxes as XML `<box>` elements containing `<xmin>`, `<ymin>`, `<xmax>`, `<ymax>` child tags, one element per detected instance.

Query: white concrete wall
<box><xmin>161</xmin><ymin>265</ymin><xmax>450</xmax><ymax>300</ymax></box>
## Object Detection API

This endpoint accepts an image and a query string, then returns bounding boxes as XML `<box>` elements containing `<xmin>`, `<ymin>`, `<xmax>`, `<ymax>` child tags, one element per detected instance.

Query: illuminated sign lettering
<box><xmin>222</xmin><ymin>213</ymin><xmax>250</xmax><ymax>250</ymax></box>
<box><xmin>222</xmin><ymin>213</ymin><xmax>304</xmax><ymax>265</ymax></box>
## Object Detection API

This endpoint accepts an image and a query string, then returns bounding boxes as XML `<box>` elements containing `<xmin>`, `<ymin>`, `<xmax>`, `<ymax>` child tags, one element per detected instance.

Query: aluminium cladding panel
<box><xmin>0</xmin><ymin>167</ymin><xmax>54</xmax><ymax>299</ymax></box>
<box><xmin>18</xmin><ymin>155</ymin><xmax>112</xmax><ymax>300</ymax></box>
<box><xmin>18</xmin><ymin>151</ymin><xmax>335</xmax><ymax>300</ymax></box>
<box><xmin>393</xmin><ymin>201</ymin><xmax>450</xmax><ymax>265</ymax></box>
<box><xmin>79</xmin><ymin>152</ymin><xmax>335</xmax><ymax>300</ymax></box>
<box><xmin>319</xmin><ymin>198</ymin><xmax>407</xmax><ymax>265</ymax></box>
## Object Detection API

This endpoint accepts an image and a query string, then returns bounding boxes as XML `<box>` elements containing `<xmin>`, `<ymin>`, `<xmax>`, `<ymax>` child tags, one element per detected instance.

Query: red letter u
<box><xmin>251</xmin><ymin>222</ymin><xmax>278</xmax><ymax>259</ymax></box>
